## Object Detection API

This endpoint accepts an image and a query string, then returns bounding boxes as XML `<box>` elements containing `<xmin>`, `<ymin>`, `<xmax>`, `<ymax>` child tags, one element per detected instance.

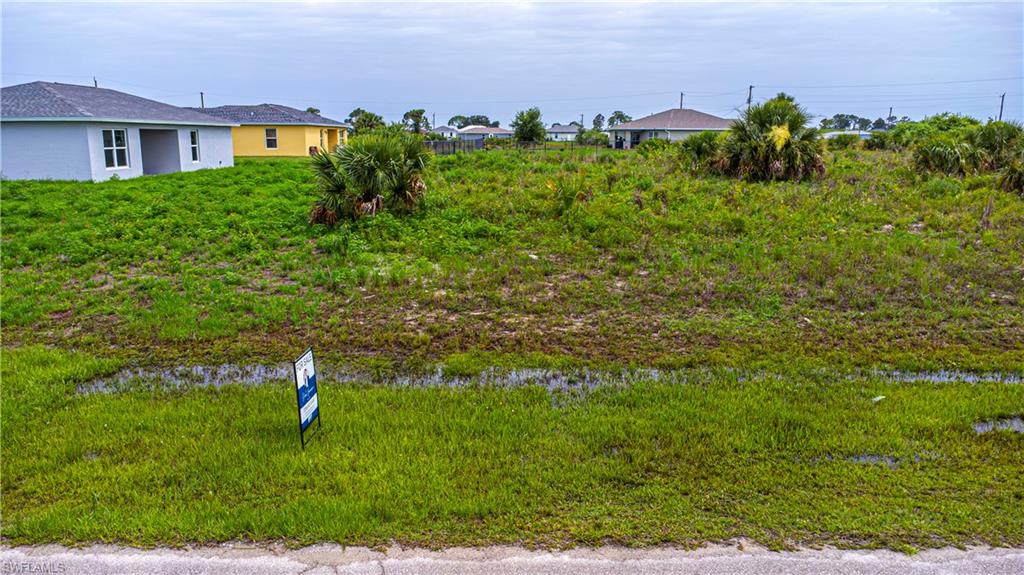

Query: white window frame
<box><xmin>265</xmin><ymin>128</ymin><xmax>278</xmax><ymax>149</ymax></box>
<box><xmin>189</xmin><ymin>129</ymin><xmax>201</xmax><ymax>163</ymax></box>
<box><xmin>102</xmin><ymin>128</ymin><xmax>130</xmax><ymax>170</ymax></box>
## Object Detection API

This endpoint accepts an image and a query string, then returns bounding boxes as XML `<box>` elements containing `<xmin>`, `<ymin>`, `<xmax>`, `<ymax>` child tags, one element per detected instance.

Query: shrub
<box><xmin>921</xmin><ymin>176</ymin><xmax>962</xmax><ymax>198</ymax></box>
<box><xmin>677</xmin><ymin>131</ymin><xmax>720</xmax><ymax>170</ymax></box>
<box><xmin>636</xmin><ymin>138</ymin><xmax>673</xmax><ymax>158</ymax></box>
<box><xmin>309</xmin><ymin>149</ymin><xmax>352</xmax><ymax>226</ymax></box>
<box><xmin>864</xmin><ymin>131</ymin><xmax>892</xmax><ymax>151</ymax></box>
<box><xmin>889</xmin><ymin>113</ymin><xmax>980</xmax><ymax>150</ymax></box>
<box><xmin>575</xmin><ymin>129</ymin><xmax>609</xmax><ymax>147</ymax></box>
<box><xmin>484</xmin><ymin>137</ymin><xmax>513</xmax><ymax>150</ymax></box>
<box><xmin>997</xmin><ymin>159</ymin><xmax>1024</xmax><ymax>195</ymax></box>
<box><xmin>827</xmin><ymin>133</ymin><xmax>862</xmax><ymax>150</ymax></box>
<box><xmin>310</xmin><ymin>131</ymin><xmax>431</xmax><ymax>224</ymax></box>
<box><xmin>912</xmin><ymin>135</ymin><xmax>982</xmax><ymax>177</ymax></box>
<box><xmin>967</xmin><ymin>121</ymin><xmax>1024</xmax><ymax>170</ymax></box>
<box><xmin>714</xmin><ymin>94</ymin><xmax>825</xmax><ymax>181</ymax></box>
<box><xmin>547</xmin><ymin>172</ymin><xmax>590</xmax><ymax>217</ymax></box>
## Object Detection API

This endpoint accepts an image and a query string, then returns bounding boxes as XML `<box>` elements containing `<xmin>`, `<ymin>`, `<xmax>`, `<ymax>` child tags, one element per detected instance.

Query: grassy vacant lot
<box><xmin>2</xmin><ymin>149</ymin><xmax>1022</xmax><ymax>548</ymax></box>
<box><xmin>2</xmin><ymin>150</ymin><xmax>1022</xmax><ymax>370</ymax></box>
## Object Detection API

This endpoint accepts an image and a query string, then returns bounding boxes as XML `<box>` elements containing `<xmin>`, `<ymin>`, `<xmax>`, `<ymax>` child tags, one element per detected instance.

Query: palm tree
<box><xmin>715</xmin><ymin>94</ymin><xmax>825</xmax><ymax>181</ymax></box>
<box><xmin>310</xmin><ymin>131</ymin><xmax>431</xmax><ymax>224</ymax></box>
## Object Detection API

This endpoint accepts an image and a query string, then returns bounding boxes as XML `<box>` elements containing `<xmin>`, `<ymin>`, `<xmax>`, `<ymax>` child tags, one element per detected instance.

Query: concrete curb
<box><xmin>3</xmin><ymin>542</ymin><xmax>1023</xmax><ymax>574</ymax></box>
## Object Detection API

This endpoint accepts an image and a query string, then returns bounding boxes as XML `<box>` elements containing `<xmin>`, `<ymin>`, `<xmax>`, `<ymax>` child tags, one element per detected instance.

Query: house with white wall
<box><xmin>457</xmin><ymin>125</ymin><xmax>513</xmax><ymax>141</ymax></box>
<box><xmin>431</xmin><ymin>125</ymin><xmax>459</xmax><ymax>139</ymax></box>
<box><xmin>1</xmin><ymin>81</ymin><xmax>235</xmax><ymax>181</ymax></box>
<box><xmin>606</xmin><ymin>108</ymin><xmax>733</xmax><ymax>149</ymax></box>
<box><xmin>546</xmin><ymin>124</ymin><xmax>580</xmax><ymax>142</ymax></box>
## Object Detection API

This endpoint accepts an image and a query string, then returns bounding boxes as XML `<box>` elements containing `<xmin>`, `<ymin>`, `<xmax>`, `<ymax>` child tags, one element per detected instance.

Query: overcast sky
<box><xmin>3</xmin><ymin>1</ymin><xmax>1022</xmax><ymax>126</ymax></box>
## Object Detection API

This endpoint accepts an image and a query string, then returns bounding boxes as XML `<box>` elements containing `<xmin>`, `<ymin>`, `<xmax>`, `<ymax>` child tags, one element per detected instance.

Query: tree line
<box><xmin>313</xmin><ymin>104</ymin><xmax>918</xmax><ymax>139</ymax></box>
<box><xmin>818</xmin><ymin>113</ymin><xmax>911</xmax><ymax>131</ymax></box>
<box><xmin>333</xmin><ymin>107</ymin><xmax>636</xmax><ymax>140</ymax></box>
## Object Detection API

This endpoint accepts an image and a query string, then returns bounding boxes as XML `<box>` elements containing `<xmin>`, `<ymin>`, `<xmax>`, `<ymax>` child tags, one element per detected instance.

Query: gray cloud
<box><xmin>2</xmin><ymin>1</ymin><xmax>1021</xmax><ymax>125</ymax></box>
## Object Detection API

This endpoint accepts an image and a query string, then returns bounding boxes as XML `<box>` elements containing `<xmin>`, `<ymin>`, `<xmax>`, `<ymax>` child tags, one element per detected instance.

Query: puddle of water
<box><xmin>973</xmin><ymin>417</ymin><xmax>1024</xmax><ymax>434</ymax></box>
<box><xmin>78</xmin><ymin>364</ymin><xmax>707</xmax><ymax>396</ymax></box>
<box><xmin>871</xmin><ymin>370</ymin><xmax>1023</xmax><ymax>384</ymax></box>
<box><xmin>812</xmin><ymin>453</ymin><xmax>933</xmax><ymax>468</ymax></box>
<box><xmin>846</xmin><ymin>454</ymin><xmax>900</xmax><ymax>467</ymax></box>
<box><xmin>79</xmin><ymin>363</ymin><xmax>1024</xmax><ymax>396</ymax></box>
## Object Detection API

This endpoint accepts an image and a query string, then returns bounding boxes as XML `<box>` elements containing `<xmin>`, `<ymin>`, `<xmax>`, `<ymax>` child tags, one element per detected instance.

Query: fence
<box><xmin>423</xmin><ymin>139</ymin><xmax>485</xmax><ymax>155</ymax></box>
<box><xmin>424</xmin><ymin>138</ymin><xmax>614</xmax><ymax>155</ymax></box>
<box><xmin>503</xmin><ymin>141</ymin><xmax>611</xmax><ymax>153</ymax></box>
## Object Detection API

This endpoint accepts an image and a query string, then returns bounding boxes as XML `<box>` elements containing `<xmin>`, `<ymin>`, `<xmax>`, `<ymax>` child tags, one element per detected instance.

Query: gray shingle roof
<box><xmin>1</xmin><ymin>81</ymin><xmax>235</xmax><ymax>125</ymax></box>
<box><xmin>547</xmin><ymin>124</ymin><xmax>581</xmax><ymax>133</ymax></box>
<box><xmin>609</xmin><ymin>108</ymin><xmax>734</xmax><ymax>131</ymax></box>
<box><xmin>192</xmin><ymin>104</ymin><xmax>348</xmax><ymax>127</ymax></box>
<box><xmin>459</xmin><ymin>125</ymin><xmax>512</xmax><ymax>135</ymax></box>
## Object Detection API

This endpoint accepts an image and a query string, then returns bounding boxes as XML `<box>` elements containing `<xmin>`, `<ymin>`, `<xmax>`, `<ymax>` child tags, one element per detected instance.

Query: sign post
<box><xmin>292</xmin><ymin>347</ymin><xmax>321</xmax><ymax>448</ymax></box>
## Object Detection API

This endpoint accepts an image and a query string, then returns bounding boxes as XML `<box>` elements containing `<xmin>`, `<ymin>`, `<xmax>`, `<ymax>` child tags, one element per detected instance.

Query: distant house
<box><xmin>192</xmin><ymin>104</ymin><xmax>350</xmax><ymax>156</ymax></box>
<box><xmin>432</xmin><ymin>125</ymin><xmax>459</xmax><ymax>139</ymax></box>
<box><xmin>606</xmin><ymin>108</ymin><xmax>733</xmax><ymax>149</ymax></box>
<box><xmin>823</xmin><ymin>130</ymin><xmax>873</xmax><ymax>140</ymax></box>
<box><xmin>546</xmin><ymin>124</ymin><xmax>581</xmax><ymax>142</ymax></box>
<box><xmin>458</xmin><ymin>125</ymin><xmax>513</xmax><ymax>141</ymax></box>
<box><xmin>0</xmin><ymin>81</ymin><xmax>235</xmax><ymax>181</ymax></box>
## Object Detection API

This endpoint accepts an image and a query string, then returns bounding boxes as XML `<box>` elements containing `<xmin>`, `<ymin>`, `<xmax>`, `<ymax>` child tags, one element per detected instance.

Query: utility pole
<box><xmin>680</xmin><ymin>92</ymin><xmax>684</xmax><ymax>109</ymax></box>
<box><xmin>999</xmin><ymin>93</ymin><xmax>1005</xmax><ymax>121</ymax></box>
<box><xmin>887</xmin><ymin>106</ymin><xmax>893</xmax><ymax>130</ymax></box>
<box><xmin>580</xmin><ymin>113</ymin><xmax>584</xmax><ymax>128</ymax></box>
<box><xmin>200</xmin><ymin>92</ymin><xmax>205</xmax><ymax>109</ymax></box>
<box><xmin>747</xmin><ymin>85</ymin><xmax>754</xmax><ymax>109</ymax></box>
<box><xmin>432</xmin><ymin>112</ymin><xmax>436</xmax><ymax>129</ymax></box>
<box><xmin>93</xmin><ymin>76</ymin><xmax>97</xmax><ymax>88</ymax></box>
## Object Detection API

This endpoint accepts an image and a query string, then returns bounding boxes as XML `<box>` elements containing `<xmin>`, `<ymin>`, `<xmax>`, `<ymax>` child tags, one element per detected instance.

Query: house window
<box><xmin>265</xmin><ymin>128</ymin><xmax>278</xmax><ymax>149</ymax></box>
<box><xmin>102</xmin><ymin>129</ymin><xmax>129</xmax><ymax>169</ymax></box>
<box><xmin>190</xmin><ymin>130</ymin><xmax>200</xmax><ymax>162</ymax></box>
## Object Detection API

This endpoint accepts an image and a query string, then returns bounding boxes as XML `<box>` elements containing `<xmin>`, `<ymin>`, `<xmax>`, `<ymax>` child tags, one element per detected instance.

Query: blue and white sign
<box><xmin>293</xmin><ymin>348</ymin><xmax>320</xmax><ymax>437</ymax></box>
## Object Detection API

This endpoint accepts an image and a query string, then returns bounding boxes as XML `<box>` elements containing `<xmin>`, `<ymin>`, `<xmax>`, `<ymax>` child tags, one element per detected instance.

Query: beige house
<box><xmin>608</xmin><ymin>108</ymin><xmax>733</xmax><ymax>149</ymax></box>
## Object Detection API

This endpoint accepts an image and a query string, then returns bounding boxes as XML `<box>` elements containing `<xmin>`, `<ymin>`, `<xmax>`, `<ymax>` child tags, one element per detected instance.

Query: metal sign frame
<box><xmin>292</xmin><ymin>347</ymin><xmax>322</xmax><ymax>449</ymax></box>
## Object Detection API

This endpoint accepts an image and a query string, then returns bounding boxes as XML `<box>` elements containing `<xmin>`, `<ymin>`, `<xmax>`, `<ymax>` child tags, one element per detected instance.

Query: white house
<box><xmin>607</xmin><ymin>108</ymin><xmax>734</xmax><ymax>149</ymax></box>
<box><xmin>823</xmin><ymin>130</ymin><xmax>873</xmax><ymax>140</ymax></box>
<box><xmin>431</xmin><ymin>125</ymin><xmax>459</xmax><ymax>139</ymax></box>
<box><xmin>546</xmin><ymin>124</ymin><xmax>580</xmax><ymax>142</ymax></box>
<box><xmin>457</xmin><ymin>125</ymin><xmax>513</xmax><ymax>141</ymax></box>
<box><xmin>1</xmin><ymin>81</ymin><xmax>236</xmax><ymax>181</ymax></box>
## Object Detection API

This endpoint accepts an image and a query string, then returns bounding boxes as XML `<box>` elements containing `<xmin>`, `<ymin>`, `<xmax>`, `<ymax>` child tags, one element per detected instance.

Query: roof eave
<box><xmin>1</xmin><ymin>117</ymin><xmax>239</xmax><ymax>127</ymax></box>
<box><xmin>608</xmin><ymin>125</ymin><xmax>730</xmax><ymax>131</ymax></box>
<box><xmin>232</xmin><ymin>121</ymin><xmax>349</xmax><ymax>128</ymax></box>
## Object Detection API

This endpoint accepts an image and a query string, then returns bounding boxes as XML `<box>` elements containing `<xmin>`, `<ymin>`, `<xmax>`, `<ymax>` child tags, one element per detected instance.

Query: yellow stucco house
<box><xmin>192</xmin><ymin>104</ymin><xmax>349</xmax><ymax>156</ymax></box>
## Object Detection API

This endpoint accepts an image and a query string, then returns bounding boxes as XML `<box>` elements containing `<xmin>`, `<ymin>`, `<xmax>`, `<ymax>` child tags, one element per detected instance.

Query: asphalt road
<box><xmin>2</xmin><ymin>543</ymin><xmax>1022</xmax><ymax>575</ymax></box>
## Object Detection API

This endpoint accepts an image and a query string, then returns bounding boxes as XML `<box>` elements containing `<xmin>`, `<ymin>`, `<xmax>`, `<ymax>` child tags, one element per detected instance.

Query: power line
<box><xmin>759</xmin><ymin>76</ymin><xmax>1024</xmax><ymax>89</ymax></box>
<box><xmin>792</xmin><ymin>94</ymin><xmax>1021</xmax><ymax>104</ymax></box>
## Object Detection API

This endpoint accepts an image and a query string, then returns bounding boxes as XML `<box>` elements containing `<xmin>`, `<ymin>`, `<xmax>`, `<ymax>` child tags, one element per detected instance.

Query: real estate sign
<box><xmin>292</xmin><ymin>348</ymin><xmax>321</xmax><ymax>447</ymax></box>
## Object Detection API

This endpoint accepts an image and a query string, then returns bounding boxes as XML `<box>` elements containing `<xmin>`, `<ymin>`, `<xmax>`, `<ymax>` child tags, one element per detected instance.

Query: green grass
<box><xmin>1</xmin><ymin>346</ymin><xmax>1021</xmax><ymax>548</ymax></box>
<box><xmin>1</xmin><ymin>150</ymin><xmax>1021</xmax><ymax>370</ymax></box>
<box><xmin>2</xmin><ymin>149</ymin><xmax>1022</xmax><ymax>547</ymax></box>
